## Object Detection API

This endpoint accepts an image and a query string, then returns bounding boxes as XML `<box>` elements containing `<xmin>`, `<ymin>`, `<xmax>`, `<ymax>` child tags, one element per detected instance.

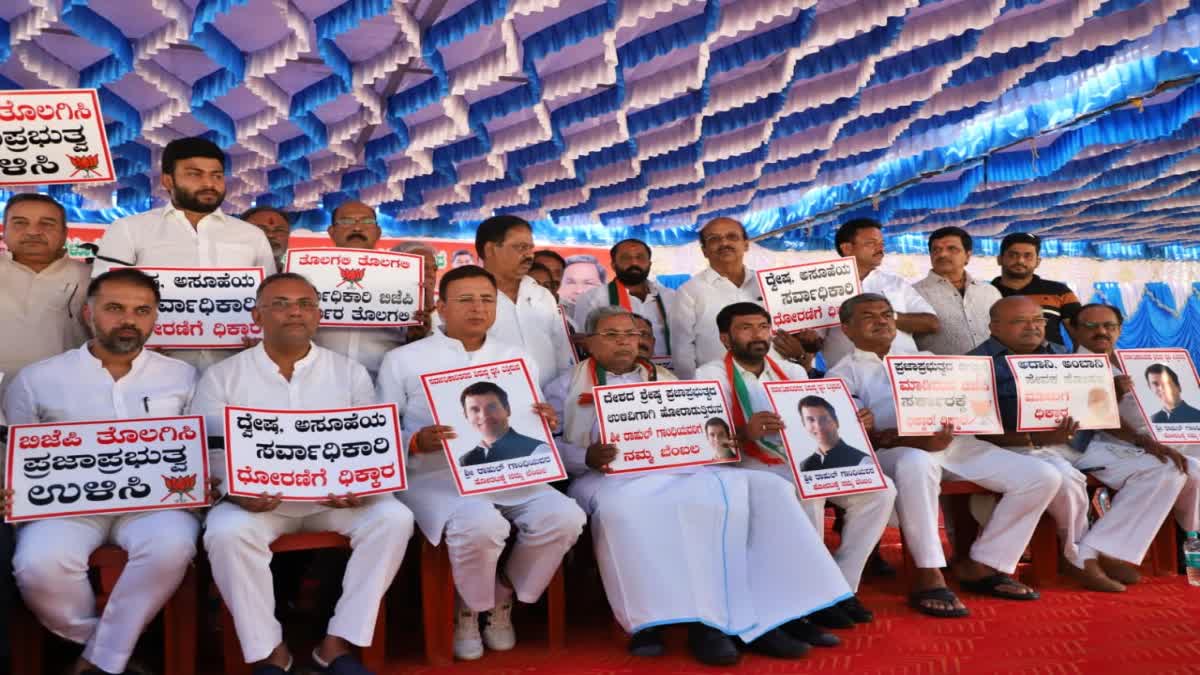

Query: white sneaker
<box><xmin>483</xmin><ymin>598</ymin><xmax>517</xmax><ymax>651</ymax></box>
<box><xmin>454</xmin><ymin>606</ymin><xmax>484</xmax><ymax>660</ymax></box>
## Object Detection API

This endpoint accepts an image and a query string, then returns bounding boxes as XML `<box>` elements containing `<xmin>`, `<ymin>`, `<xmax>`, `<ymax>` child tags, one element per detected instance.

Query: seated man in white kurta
<box><xmin>828</xmin><ymin>293</ymin><xmax>1061</xmax><ymax>616</ymax></box>
<box><xmin>548</xmin><ymin>306</ymin><xmax>847</xmax><ymax>666</ymax></box>
<box><xmin>376</xmin><ymin>265</ymin><xmax>585</xmax><ymax>661</ymax></box>
<box><xmin>695</xmin><ymin>302</ymin><xmax>895</xmax><ymax>630</ymax></box>
<box><xmin>192</xmin><ymin>273</ymin><xmax>414</xmax><ymax>675</ymax></box>
<box><xmin>972</xmin><ymin>296</ymin><xmax>1188</xmax><ymax>594</ymax></box>
<box><xmin>2</xmin><ymin>269</ymin><xmax>203</xmax><ymax>675</ymax></box>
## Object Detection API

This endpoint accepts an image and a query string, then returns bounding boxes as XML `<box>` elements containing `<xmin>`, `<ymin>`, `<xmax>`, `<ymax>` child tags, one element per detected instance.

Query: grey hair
<box><xmin>585</xmin><ymin>305</ymin><xmax>636</xmax><ymax>334</ymax></box>
<box><xmin>838</xmin><ymin>293</ymin><xmax>893</xmax><ymax>325</ymax></box>
<box><xmin>391</xmin><ymin>240</ymin><xmax>435</xmax><ymax>255</ymax></box>
<box><xmin>564</xmin><ymin>254</ymin><xmax>608</xmax><ymax>283</ymax></box>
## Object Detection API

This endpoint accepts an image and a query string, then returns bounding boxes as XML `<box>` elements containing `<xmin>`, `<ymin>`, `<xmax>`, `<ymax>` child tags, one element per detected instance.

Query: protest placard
<box><xmin>557</xmin><ymin>307</ymin><xmax>578</xmax><ymax>366</ymax></box>
<box><xmin>5</xmin><ymin>416</ymin><xmax>209</xmax><ymax>522</ymax></box>
<box><xmin>0</xmin><ymin>89</ymin><xmax>115</xmax><ymax>186</ymax></box>
<box><xmin>1116</xmin><ymin>348</ymin><xmax>1200</xmax><ymax>444</ymax></box>
<box><xmin>135</xmin><ymin>267</ymin><xmax>264</xmax><ymax>349</ymax></box>
<box><xmin>764</xmin><ymin>379</ymin><xmax>887</xmax><ymax>499</ymax></box>
<box><xmin>223</xmin><ymin>404</ymin><xmax>406</xmax><ymax>500</ymax></box>
<box><xmin>1006</xmin><ymin>354</ymin><xmax>1119</xmax><ymax>432</ymax></box>
<box><xmin>286</xmin><ymin>248</ymin><xmax>423</xmax><ymax>328</ymax></box>
<box><xmin>885</xmin><ymin>355</ymin><xmax>1004</xmax><ymax>435</ymax></box>
<box><xmin>421</xmin><ymin>359</ymin><xmax>566</xmax><ymax>495</ymax></box>
<box><xmin>755</xmin><ymin>257</ymin><xmax>861</xmax><ymax>333</ymax></box>
<box><xmin>593</xmin><ymin>380</ymin><xmax>736</xmax><ymax>474</ymax></box>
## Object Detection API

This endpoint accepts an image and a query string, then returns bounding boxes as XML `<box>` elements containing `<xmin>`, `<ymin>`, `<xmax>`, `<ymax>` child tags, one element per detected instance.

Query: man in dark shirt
<box><xmin>991</xmin><ymin>233</ymin><xmax>1081</xmax><ymax>346</ymax></box>
<box><xmin>797</xmin><ymin>396</ymin><xmax>870</xmax><ymax>471</ymax></box>
<box><xmin>1145</xmin><ymin>363</ymin><xmax>1200</xmax><ymax>423</ymax></box>
<box><xmin>457</xmin><ymin>381</ymin><xmax>551</xmax><ymax>466</ymax></box>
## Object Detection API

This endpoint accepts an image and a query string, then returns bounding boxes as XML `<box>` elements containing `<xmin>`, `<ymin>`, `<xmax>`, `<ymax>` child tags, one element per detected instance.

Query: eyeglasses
<box><xmin>702</xmin><ymin>232</ymin><xmax>744</xmax><ymax>246</ymax></box>
<box><xmin>594</xmin><ymin>330</ymin><xmax>641</xmax><ymax>341</ymax></box>
<box><xmin>266</xmin><ymin>298</ymin><xmax>319</xmax><ymax>312</ymax></box>
<box><xmin>502</xmin><ymin>241</ymin><xmax>535</xmax><ymax>254</ymax></box>
<box><xmin>1080</xmin><ymin>321</ymin><xmax>1120</xmax><ymax>331</ymax></box>
<box><xmin>1003</xmin><ymin>317</ymin><xmax>1047</xmax><ymax>326</ymax></box>
<box><xmin>333</xmin><ymin>217</ymin><xmax>378</xmax><ymax>227</ymax></box>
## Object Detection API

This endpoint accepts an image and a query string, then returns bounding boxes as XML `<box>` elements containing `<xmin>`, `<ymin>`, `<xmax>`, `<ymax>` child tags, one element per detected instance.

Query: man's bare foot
<box><xmin>1066</xmin><ymin>559</ymin><xmax>1126</xmax><ymax>592</ymax></box>
<box><xmin>1099</xmin><ymin>556</ymin><xmax>1141</xmax><ymax>585</ymax></box>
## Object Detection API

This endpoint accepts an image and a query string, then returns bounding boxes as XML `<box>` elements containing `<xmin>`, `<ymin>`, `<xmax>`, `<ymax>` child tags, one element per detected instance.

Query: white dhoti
<box><xmin>739</xmin><ymin>456</ymin><xmax>895</xmax><ymax>591</ymax></box>
<box><xmin>875</xmin><ymin>437</ymin><xmax>1061</xmax><ymax>573</ymax></box>
<box><xmin>14</xmin><ymin>510</ymin><xmax>199</xmax><ymax>674</ymax></box>
<box><xmin>571</xmin><ymin>467</ymin><xmax>851</xmax><ymax>642</ymax></box>
<box><xmin>203</xmin><ymin>495</ymin><xmax>414</xmax><ymax>663</ymax></box>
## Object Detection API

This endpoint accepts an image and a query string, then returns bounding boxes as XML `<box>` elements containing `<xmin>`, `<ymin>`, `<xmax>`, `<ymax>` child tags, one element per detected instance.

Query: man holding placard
<box><xmin>971</xmin><ymin>296</ymin><xmax>1188</xmax><ymax>592</ymax></box>
<box><xmin>696</xmin><ymin>302</ymin><xmax>893</xmax><ymax>628</ymax></box>
<box><xmin>547</xmin><ymin>306</ymin><xmax>843</xmax><ymax>664</ymax></box>
<box><xmin>376</xmin><ymin>265</ymin><xmax>584</xmax><ymax>661</ymax></box>
<box><xmin>192</xmin><ymin>272</ymin><xmax>414</xmax><ymax>675</ymax></box>
<box><xmin>829</xmin><ymin>293</ymin><xmax>1059</xmax><ymax>616</ymax></box>
<box><xmin>2</xmin><ymin>269</ymin><xmax>204</xmax><ymax>675</ymax></box>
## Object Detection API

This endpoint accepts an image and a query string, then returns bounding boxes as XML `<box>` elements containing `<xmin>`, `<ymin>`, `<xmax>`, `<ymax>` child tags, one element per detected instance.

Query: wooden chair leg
<box><xmin>547</xmin><ymin>564</ymin><xmax>566</xmax><ymax>651</ymax></box>
<box><xmin>164</xmin><ymin>564</ymin><xmax>198</xmax><ymax>675</ymax></box>
<box><xmin>946</xmin><ymin>495</ymin><xmax>980</xmax><ymax>564</ymax></box>
<box><xmin>1152</xmin><ymin>522</ymin><xmax>1179</xmax><ymax>576</ymax></box>
<box><xmin>361</xmin><ymin>594</ymin><xmax>388</xmax><ymax>672</ymax></box>
<box><xmin>1029</xmin><ymin>515</ymin><xmax>1060</xmax><ymax>587</ymax></box>
<box><xmin>420</xmin><ymin>540</ymin><xmax>455</xmax><ymax>666</ymax></box>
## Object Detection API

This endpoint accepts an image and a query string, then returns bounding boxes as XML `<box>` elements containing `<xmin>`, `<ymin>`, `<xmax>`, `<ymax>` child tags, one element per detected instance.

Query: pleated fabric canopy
<box><xmin>1</xmin><ymin>0</ymin><xmax>1199</xmax><ymax>253</ymax></box>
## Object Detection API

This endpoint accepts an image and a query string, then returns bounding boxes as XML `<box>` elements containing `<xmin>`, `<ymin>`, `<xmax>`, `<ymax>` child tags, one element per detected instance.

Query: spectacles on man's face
<box><xmin>703</xmin><ymin>232</ymin><xmax>744</xmax><ymax>246</ymax></box>
<box><xmin>1003</xmin><ymin>317</ymin><xmax>1047</xmax><ymax>327</ymax></box>
<box><xmin>333</xmin><ymin>217</ymin><xmax>378</xmax><ymax>227</ymax></box>
<box><xmin>501</xmin><ymin>241</ymin><xmax>535</xmax><ymax>254</ymax></box>
<box><xmin>594</xmin><ymin>330</ymin><xmax>641</xmax><ymax>341</ymax></box>
<box><xmin>266</xmin><ymin>298</ymin><xmax>319</xmax><ymax>312</ymax></box>
<box><xmin>1080</xmin><ymin>321</ymin><xmax>1120</xmax><ymax>331</ymax></box>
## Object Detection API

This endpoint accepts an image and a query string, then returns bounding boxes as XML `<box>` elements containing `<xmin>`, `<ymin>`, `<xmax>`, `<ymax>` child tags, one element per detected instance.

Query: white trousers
<box><xmin>203</xmin><ymin>496</ymin><xmax>414</xmax><ymax>663</ymax></box>
<box><xmin>443</xmin><ymin>488</ymin><xmax>585</xmax><ymax>612</ymax></box>
<box><xmin>796</xmin><ymin>482</ymin><xmax>896</xmax><ymax>591</ymax></box>
<box><xmin>874</xmin><ymin>437</ymin><xmax>1061</xmax><ymax>573</ymax></box>
<box><xmin>14</xmin><ymin>510</ymin><xmax>199</xmax><ymax>674</ymax></box>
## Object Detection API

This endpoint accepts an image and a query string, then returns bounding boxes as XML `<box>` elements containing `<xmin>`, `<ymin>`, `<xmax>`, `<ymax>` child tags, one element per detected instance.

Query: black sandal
<box><xmin>908</xmin><ymin>587</ymin><xmax>970</xmax><ymax>618</ymax></box>
<box><xmin>958</xmin><ymin>573</ymin><xmax>1040</xmax><ymax>600</ymax></box>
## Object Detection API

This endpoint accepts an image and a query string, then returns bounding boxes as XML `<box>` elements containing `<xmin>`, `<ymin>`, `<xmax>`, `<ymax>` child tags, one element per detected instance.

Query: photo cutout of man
<box><xmin>1145</xmin><ymin>363</ymin><xmax>1200</xmax><ymax>423</ymax></box>
<box><xmin>451</xmin><ymin>249</ymin><xmax>478</xmax><ymax>269</ymax></box>
<box><xmin>457</xmin><ymin>381</ymin><xmax>552</xmax><ymax>466</ymax></box>
<box><xmin>797</xmin><ymin>396</ymin><xmax>870</xmax><ymax>471</ymax></box>
<box><xmin>559</xmin><ymin>254</ymin><xmax>606</xmax><ymax>307</ymax></box>
<box><xmin>705</xmin><ymin>417</ymin><xmax>736</xmax><ymax>460</ymax></box>
<box><xmin>1083</xmin><ymin>386</ymin><xmax>1118</xmax><ymax>429</ymax></box>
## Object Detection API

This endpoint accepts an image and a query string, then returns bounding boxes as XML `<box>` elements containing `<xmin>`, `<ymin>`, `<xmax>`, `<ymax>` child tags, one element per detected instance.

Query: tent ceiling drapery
<box><xmin>1</xmin><ymin>0</ymin><xmax>1199</xmax><ymax>252</ymax></box>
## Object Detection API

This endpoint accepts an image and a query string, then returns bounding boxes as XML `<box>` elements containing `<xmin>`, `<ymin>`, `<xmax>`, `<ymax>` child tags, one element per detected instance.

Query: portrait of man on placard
<box><xmin>1145</xmin><ymin>363</ymin><xmax>1200</xmax><ymax>424</ymax></box>
<box><xmin>704</xmin><ymin>416</ymin><xmax>736</xmax><ymax>461</ymax></box>
<box><xmin>796</xmin><ymin>395</ymin><xmax>871</xmax><ymax>472</ymax></box>
<box><xmin>456</xmin><ymin>380</ymin><xmax>551</xmax><ymax>467</ymax></box>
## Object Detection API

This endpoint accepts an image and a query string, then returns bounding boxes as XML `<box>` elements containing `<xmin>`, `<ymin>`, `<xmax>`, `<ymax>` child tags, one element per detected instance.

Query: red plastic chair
<box><xmin>216</xmin><ymin>532</ymin><xmax>388</xmax><ymax>675</ymax></box>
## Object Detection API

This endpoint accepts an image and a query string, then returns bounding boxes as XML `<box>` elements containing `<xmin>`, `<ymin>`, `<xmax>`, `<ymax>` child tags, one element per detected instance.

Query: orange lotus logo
<box><xmin>68</xmin><ymin>154</ymin><xmax>101</xmax><ymax>178</ymax></box>
<box><xmin>337</xmin><ymin>267</ymin><xmax>366</xmax><ymax>289</ymax></box>
<box><xmin>161</xmin><ymin>474</ymin><xmax>198</xmax><ymax>503</ymax></box>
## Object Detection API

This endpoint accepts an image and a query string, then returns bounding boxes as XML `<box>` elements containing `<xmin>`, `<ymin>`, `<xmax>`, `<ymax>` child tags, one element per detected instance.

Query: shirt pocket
<box><xmin>143</xmin><ymin>392</ymin><xmax>188</xmax><ymax>417</ymax></box>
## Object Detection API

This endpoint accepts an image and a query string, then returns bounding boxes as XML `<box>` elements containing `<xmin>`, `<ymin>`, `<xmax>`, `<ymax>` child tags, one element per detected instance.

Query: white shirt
<box><xmin>314</xmin><ymin>327</ymin><xmax>407</xmax><ymax>379</ymax></box>
<box><xmin>490</xmin><ymin>276</ymin><xmax>572</xmax><ymax>386</ymax></box>
<box><xmin>0</xmin><ymin>253</ymin><xmax>91</xmax><ymax>402</ymax></box>
<box><xmin>913</xmin><ymin>270</ymin><xmax>1001</xmax><ymax>355</ymax></box>
<box><xmin>572</xmin><ymin>281</ymin><xmax>677</xmax><ymax>359</ymax></box>
<box><xmin>696</xmin><ymin>356</ymin><xmax>809</xmax><ymax>419</ymax></box>
<box><xmin>4</xmin><ymin>345</ymin><xmax>197</xmax><ymax>425</ymax></box>
<box><xmin>826</xmin><ymin>344</ymin><xmax>926</xmax><ymax>431</ymax></box>
<box><xmin>820</xmin><ymin>268</ymin><xmax>935</xmax><ymax>368</ymax></box>
<box><xmin>670</xmin><ymin>266</ymin><xmax>765</xmax><ymax>378</ymax></box>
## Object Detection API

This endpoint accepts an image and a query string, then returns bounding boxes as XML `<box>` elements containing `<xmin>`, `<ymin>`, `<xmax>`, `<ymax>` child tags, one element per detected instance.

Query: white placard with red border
<box><xmin>755</xmin><ymin>257</ymin><xmax>861</xmax><ymax>333</ymax></box>
<box><xmin>885</xmin><ymin>355</ymin><xmax>1004</xmax><ymax>435</ymax></box>
<box><xmin>764</xmin><ymin>379</ymin><xmax>888</xmax><ymax>499</ymax></box>
<box><xmin>0</xmin><ymin>89</ymin><xmax>115</xmax><ymax>186</ymax></box>
<box><xmin>1006</xmin><ymin>354</ymin><xmax>1120</xmax><ymax>432</ymax></box>
<box><xmin>5</xmin><ymin>416</ymin><xmax>209</xmax><ymax>523</ymax></box>
<box><xmin>421</xmin><ymin>358</ymin><xmax>566</xmax><ymax>495</ymax></box>
<box><xmin>135</xmin><ymin>267</ymin><xmax>264</xmax><ymax>349</ymax></box>
<box><xmin>1116</xmin><ymin>348</ymin><xmax>1200</xmax><ymax>444</ymax></box>
<box><xmin>285</xmin><ymin>248</ymin><xmax>423</xmax><ymax>328</ymax></box>
<box><xmin>593</xmin><ymin>379</ymin><xmax>737</xmax><ymax>474</ymax></box>
<box><xmin>223</xmin><ymin>404</ymin><xmax>406</xmax><ymax>500</ymax></box>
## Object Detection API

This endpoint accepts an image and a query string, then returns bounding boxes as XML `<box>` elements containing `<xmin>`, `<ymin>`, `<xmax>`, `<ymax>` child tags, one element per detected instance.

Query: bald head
<box><xmin>328</xmin><ymin>200</ymin><xmax>381</xmax><ymax>249</ymax></box>
<box><xmin>988</xmin><ymin>295</ymin><xmax>1046</xmax><ymax>353</ymax></box>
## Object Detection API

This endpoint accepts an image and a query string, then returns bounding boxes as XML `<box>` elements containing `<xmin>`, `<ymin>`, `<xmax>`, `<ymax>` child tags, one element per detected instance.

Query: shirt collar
<box><xmin>252</xmin><ymin>341</ymin><xmax>319</xmax><ymax>378</ymax></box>
<box><xmin>975</xmin><ymin>336</ymin><xmax>1061</xmax><ymax>357</ymax></box>
<box><xmin>925</xmin><ymin>269</ymin><xmax>981</xmax><ymax>287</ymax></box>
<box><xmin>161</xmin><ymin>203</ymin><xmax>227</xmax><ymax>228</ymax></box>
<box><xmin>701</xmin><ymin>265</ymin><xmax>756</xmax><ymax>290</ymax></box>
<box><xmin>0</xmin><ymin>250</ymin><xmax>72</xmax><ymax>275</ymax></box>
<box><xmin>77</xmin><ymin>342</ymin><xmax>150</xmax><ymax>376</ymax></box>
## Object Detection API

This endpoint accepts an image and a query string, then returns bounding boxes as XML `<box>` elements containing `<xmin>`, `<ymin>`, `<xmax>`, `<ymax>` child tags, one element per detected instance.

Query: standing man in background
<box><xmin>914</xmin><ymin>227</ymin><xmax>1000</xmax><ymax>355</ymax></box>
<box><xmin>242</xmin><ymin>206</ymin><xmax>291</xmax><ymax>269</ymax></box>
<box><xmin>991</xmin><ymin>233</ymin><xmax>1080</xmax><ymax>346</ymax></box>
<box><xmin>532</xmin><ymin>249</ymin><xmax>566</xmax><ymax>301</ymax></box>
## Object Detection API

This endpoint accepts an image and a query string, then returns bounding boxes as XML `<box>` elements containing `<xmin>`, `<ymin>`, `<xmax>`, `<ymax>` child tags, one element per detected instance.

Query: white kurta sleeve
<box><xmin>251</xmin><ymin>230</ymin><xmax>279</xmax><ymax>275</ymax></box>
<box><xmin>669</xmin><ymin>286</ymin><xmax>700</xmax><ymax>379</ymax></box>
<box><xmin>897</xmin><ymin>281</ymin><xmax>936</xmax><ymax>315</ymax></box>
<box><xmin>348</xmin><ymin>362</ymin><xmax>376</xmax><ymax>405</ymax></box>
<box><xmin>544</xmin><ymin>371</ymin><xmax>590</xmax><ymax>476</ymax></box>
<box><xmin>187</xmin><ymin>367</ymin><xmax>230</xmax><ymax>494</ymax></box>
<box><xmin>91</xmin><ymin>219</ymin><xmax>138</xmax><ymax>276</ymax></box>
<box><xmin>2</xmin><ymin>370</ymin><xmax>39</xmax><ymax>425</ymax></box>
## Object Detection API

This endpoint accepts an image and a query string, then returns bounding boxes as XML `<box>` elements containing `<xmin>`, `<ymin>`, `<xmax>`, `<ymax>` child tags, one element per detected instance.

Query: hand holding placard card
<box><xmin>1115</xmin><ymin>348</ymin><xmax>1200</xmax><ymax>444</ymax></box>
<box><xmin>764</xmin><ymin>379</ymin><xmax>887</xmax><ymax>499</ymax></box>
<box><xmin>885</xmin><ymin>356</ymin><xmax>1003</xmax><ymax>435</ymax></box>
<box><xmin>756</xmin><ymin>257</ymin><xmax>861</xmax><ymax>333</ymax></box>
<box><xmin>1005</xmin><ymin>354</ymin><xmax>1120</xmax><ymax>431</ymax></box>
<box><xmin>286</xmin><ymin>248</ymin><xmax>423</xmax><ymax>327</ymax></box>
<box><xmin>5</xmin><ymin>416</ymin><xmax>209</xmax><ymax>522</ymax></box>
<box><xmin>223</xmin><ymin>404</ymin><xmax>406</xmax><ymax>500</ymax></box>
<box><xmin>421</xmin><ymin>359</ymin><xmax>567</xmax><ymax>495</ymax></box>
<box><xmin>593</xmin><ymin>380</ymin><xmax>737</xmax><ymax>473</ymax></box>
<box><xmin>137</xmin><ymin>267</ymin><xmax>264</xmax><ymax>348</ymax></box>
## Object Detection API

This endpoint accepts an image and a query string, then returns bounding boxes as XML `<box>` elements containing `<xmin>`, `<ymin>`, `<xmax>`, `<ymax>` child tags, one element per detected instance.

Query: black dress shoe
<box><xmin>628</xmin><ymin>627</ymin><xmax>666</xmax><ymax>657</ymax></box>
<box><xmin>745</xmin><ymin>627</ymin><xmax>811</xmax><ymax>659</ymax></box>
<box><xmin>838</xmin><ymin>596</ymin><xmax>874</xmax><ymax>623</ymax></box>
<box><xmin>808</xmin><ymin>604</ymin><xmax>855</xmax><ymax>629</ymax></box>
<box><xmin>687</xmin><ymin>624</ymin><xmax>739</xmax><ymax>666</ymax></box>
<box><xmin>782</xmin><ymin>618</ymin><xmax>841</xmax><ymax>647</ymax></box>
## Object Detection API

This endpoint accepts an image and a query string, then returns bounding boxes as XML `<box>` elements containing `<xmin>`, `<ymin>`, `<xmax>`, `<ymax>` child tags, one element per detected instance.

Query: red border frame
<box><xmin>285</xmin><ymin>248</ymin><xmax>424</xmax><ymax>328</ymax></box>
<box><xmin>221</xmin><ymin>403</ymin><xmax>407</xmax><ymax>500</ymax></box>
<box><xmin>763</xmin><ymin>378</ymin><xmax>888</xmax><ymax>500</ymax></box>
<box><xmin>755</xmin><ymin>257</ymin><xmax>862</xmax><ymax>333</ymax></box>
<box><xmin>1005</xmin><ymin>353</ymin><xmax>1119</xmax><ymax>432</ymax></box>
<box><xmin>5</xmin><ymin>415</ymin><xmax>210</xmax><ymax>522</ymax></box>
<box><xmin>419</xmin><ymin>358</ymin><xmax>567</xmax><ymax>495</ymax></box>
<box><xmin>131</xmin><ymin>266</ymin><xmax>265</xmax><ymax>349</ymax></box>
<box><xmin>1115</xmin><ymin>348</ymin><xmax>1200</xmax><ymax>445</ymax></box>
<box><xmin>884</xmin><ymin>355</ymin><xmax>1004</xmax><ymax>436</ymax></box>
<box><xmin>0</xmin><ymin>89</ymin><xmax>117</xmax><ymax>186</ymax></box>
<box><xmin>593</xmin><ymin>379</ymin><xmax>738</xmax><ymax>475</ymax></box>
